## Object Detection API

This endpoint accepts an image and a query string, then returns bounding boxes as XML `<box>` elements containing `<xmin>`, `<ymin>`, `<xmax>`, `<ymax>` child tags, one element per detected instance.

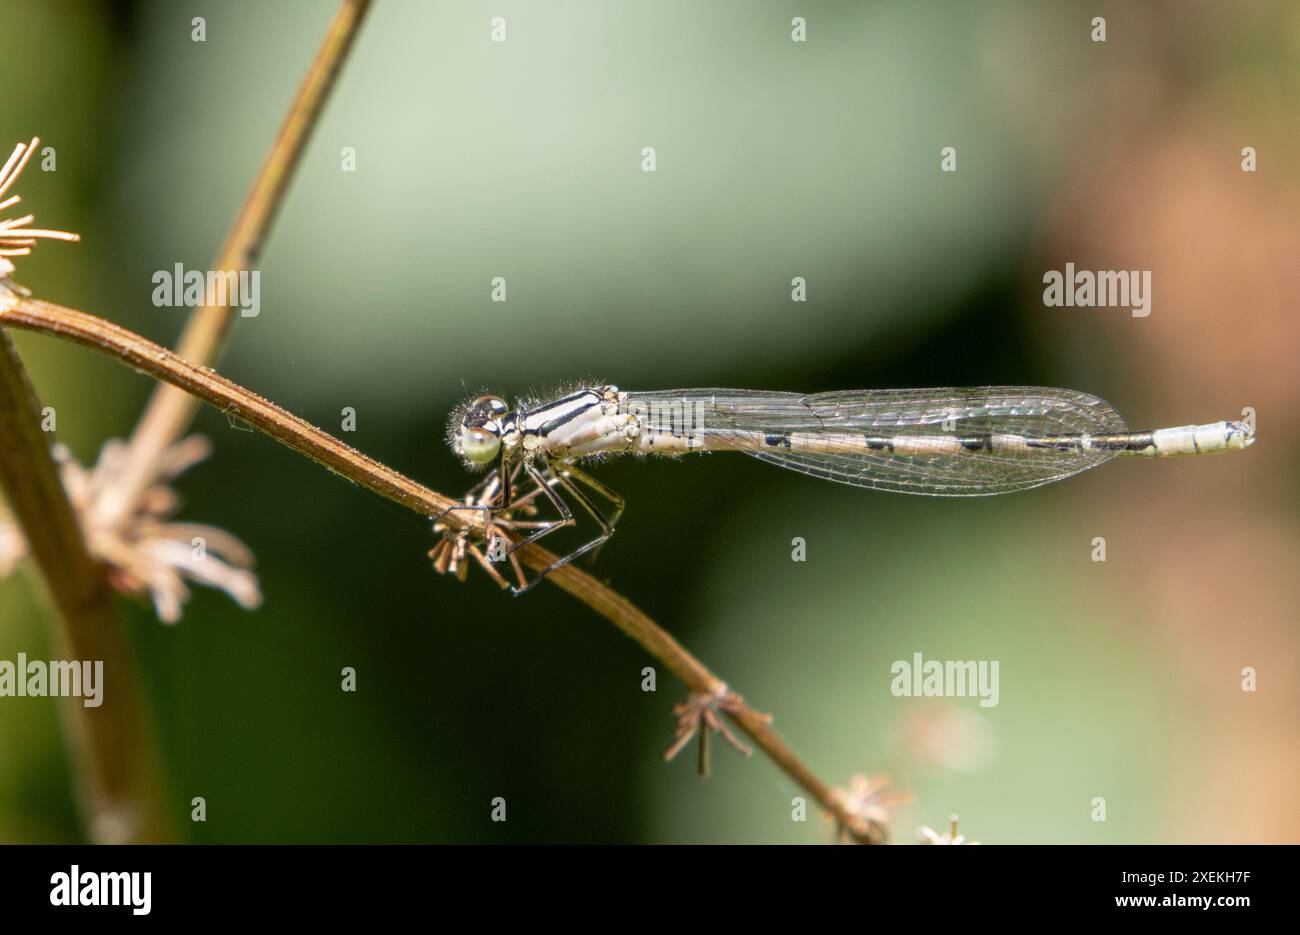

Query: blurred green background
<box><xmin>1</xmin><ymin>0</ymin><xmax>1296</xmax><ymax>843</ymax></box>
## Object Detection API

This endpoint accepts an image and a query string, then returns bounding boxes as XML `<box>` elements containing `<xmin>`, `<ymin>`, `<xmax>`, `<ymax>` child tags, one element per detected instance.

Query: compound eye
<box><xmin>473</xmin><ymin>395</ymin><xmax>509</xmax><ymax>417</ymax></box>
<box><xmin>460</xmin><ymin>425</ymin><xmax>501</xmax><ymax>464</ymax></box>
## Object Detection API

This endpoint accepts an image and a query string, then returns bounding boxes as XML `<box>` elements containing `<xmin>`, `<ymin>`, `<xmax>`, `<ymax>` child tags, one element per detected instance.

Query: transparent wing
<box><xmin>625</xmin><ymin>387</ymin><xmax>1129</xmax><ymax>496</ymax></box>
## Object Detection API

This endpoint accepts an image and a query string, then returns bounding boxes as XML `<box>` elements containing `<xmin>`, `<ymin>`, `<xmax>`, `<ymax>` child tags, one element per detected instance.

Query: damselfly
<box><xmin>431</xmin><ymin>385</ymin><xmax>1255</xmax><ymax>593</ymax></box>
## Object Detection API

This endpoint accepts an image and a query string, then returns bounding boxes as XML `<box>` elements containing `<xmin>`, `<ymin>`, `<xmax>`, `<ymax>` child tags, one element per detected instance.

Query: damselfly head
<box><xmin>448</xmin><ymin>394</ymin><xmax>509</xmax><ymax>467</ymax></box>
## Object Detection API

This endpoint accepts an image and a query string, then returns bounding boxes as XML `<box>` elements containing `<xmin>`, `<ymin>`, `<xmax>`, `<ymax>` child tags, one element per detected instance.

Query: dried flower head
<box><xmin>662</xmin><ymin>683</ymin><xmax>762</xmax><ymax>777</ymax></box>
<box><xmin>0</xmin><ymin>438</ymin><xmax>261</xmax><ymax>624</ymax></box>
<box><xmin>0</xmin><ymin>136</ymin><xmax>254</xmax><ymax>622</ymax></box>
<box><xmin>919</xmin><ymin>814</ymin><xmax>980</xmax><ymax>845</ymax></box>
<box><xmin>0</xmin><ymin>137</ymin><xmax>79</xmax><ymax>303</ymax></box>
<box><xmin>829</xmin><ymin>773</ymin><xmax>911</xmax><ymax>843</ymax></box>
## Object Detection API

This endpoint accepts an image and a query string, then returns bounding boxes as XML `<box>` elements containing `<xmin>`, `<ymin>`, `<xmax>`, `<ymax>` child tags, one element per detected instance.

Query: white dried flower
<box><xmin>828</xmin><ymin>773</ymin><xmax>912</xmax><ymax>842</ymax></box>
<box><xmin>1</xmin><ymin>437</ymin><xmax>262</xmax><ymax>624</ymax></box>
<box><xmin>919</xmin><ymin>815</ymin><xmax>980</xmax><ymax>845</ymax></box>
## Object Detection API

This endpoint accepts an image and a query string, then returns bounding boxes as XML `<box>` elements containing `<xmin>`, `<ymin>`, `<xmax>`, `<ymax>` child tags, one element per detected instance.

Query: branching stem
<box><xmin>100</xmin><ymin>0</ymin><xmax>374</xmax><ymax>528</ymax></box>
<box><xmin>1</xmin><ymin>296</ymin><xmax>885</xmax><ymax>844</ymax></box>
<box><xmin>0</xmin><ymin>326</ymin><xmax>171</xmax><ymax>842</ymax></box>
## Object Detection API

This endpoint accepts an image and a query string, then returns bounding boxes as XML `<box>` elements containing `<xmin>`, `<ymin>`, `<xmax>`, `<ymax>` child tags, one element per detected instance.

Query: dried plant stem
<box><xmin>0</xmin><ymin>1</ymin><xmax>367</xmax><ymax>843</ymax></box>
<box><xmin>102</xmin><ymin>0</ymin><xmax>373</xmax><ymax>528</ymax></box>
<box><xmin>0</xmin><ymin>326</ymin><xmax>171</xmax><ymax>843</ymax></box>
<box><xmin>2</xmin><ymin>296</ymin><xmax>885</xmax><ymax>843</ymax></box>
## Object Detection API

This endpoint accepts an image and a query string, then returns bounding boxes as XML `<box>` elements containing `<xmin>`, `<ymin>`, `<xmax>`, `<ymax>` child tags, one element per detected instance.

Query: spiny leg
<box><xmin>446</xmin><ymin>459</ymin><xmax>615</xmax><ymax>595</ymax></box>
<box><xmin>552</xmin><ymin>460</ymin><xmax>625</xmax><ymax>563</ymax></box>
<box><xmin>554</xmin><ymin>460</ymin><xmax>624</xmax><ymax>521</ymax></box>
<box><xmin>435</xmin><ymin>456</ymin><xmax>551</xmax><ymax>550</ymax></box>
<box><xmin>433</xmin><ymin>458</ymin><xmax>539</xmax><ymax>589</ymax></box>
<box><xmin>548</xmin><ymin>472</ymin><xmax>615</xmax><ymax>564</ymax></box>
<box><xmin>510</xmin><ymin>461</ymin><xmax>617</xmax><ymax>594</ymax></box>
<box><xmin>480</xmin><ymin>460</ymin><xmax>556</xmax><ymax>564</ymax></box>
<box><xmin>491</xmin><ymin>467</ymin><xmax>556</xmax><ymax>518</ymax></box>
<box><xmin>431</xmin><ymin>465</ymin><xmax>505</xmax><ymax>578</ymax></box>
<box><xmin>501</xmin><ymin>460</ymin><xmax>575</xmax><ymax>559</ymax></box>
<box><xmin>434</xmin><ymin>452</ymin><xmax>517</xmax><ymax>522</ymax></box>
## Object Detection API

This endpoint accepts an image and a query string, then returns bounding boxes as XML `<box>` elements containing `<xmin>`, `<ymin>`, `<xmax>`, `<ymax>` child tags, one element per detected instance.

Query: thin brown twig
<box><xmin>1</xmin><ymin>296</ymin><xmax>886</xmax><ymax>844</ymax></box>
<box><xmin>100</xmin><ymin>0</ymin><xmax>373</xmax><ymax>529</ymax></box>
<box><xmin>0</xmin><ymin>326</ymin><xmax>171</xmax><ymax>843</ymax></box>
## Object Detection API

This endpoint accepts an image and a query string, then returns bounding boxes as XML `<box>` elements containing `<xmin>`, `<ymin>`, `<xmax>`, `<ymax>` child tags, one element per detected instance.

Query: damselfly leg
<box><xmin>431</xmin><ymin>458</ymin><xmax>537</xmax><ymax>588</ymax></box>
<box><xmin>433</xmin><ymin>454</ymin><xmax>615</xmax><ymax>593</ymax></box>
<box><xmin>503</xmin><ymin>458</ymin><xmax>623</xmax><ymax>594</ymax></box>
<box><xmin>499</xmin><ymin>460</ymin><xmax>577</xmax><ymax>556</ymax></box>
<box><xmin>432</xmin><ymin>450</ymin><xmax>521</xmax><ymax>524</ymax></box>
<box><xmin>548</xmin><ymin>459</ymin><xmax>625</xmax><ymax>564</ymax></box>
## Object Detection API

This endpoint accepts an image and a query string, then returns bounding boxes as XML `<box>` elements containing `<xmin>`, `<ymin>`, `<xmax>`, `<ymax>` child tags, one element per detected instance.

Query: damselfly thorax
<box><xmin>431</xmin><ymin>384</ymin><xmax>1255</xmax><ymax>593</ymax></box>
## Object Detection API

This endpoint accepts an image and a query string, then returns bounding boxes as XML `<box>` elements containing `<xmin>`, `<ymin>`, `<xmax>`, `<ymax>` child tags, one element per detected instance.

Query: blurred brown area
<box><xmin>1013</xmin><ymin>3</ymin><xmax>1299</xmax><ymax>842</ymax></box>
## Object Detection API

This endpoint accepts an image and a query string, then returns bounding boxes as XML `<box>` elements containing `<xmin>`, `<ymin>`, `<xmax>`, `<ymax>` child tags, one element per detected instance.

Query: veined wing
<box><xmin>624</xmin><ymin>387</ymin><xmax>1128</xmax><ymax>496</ymax></box>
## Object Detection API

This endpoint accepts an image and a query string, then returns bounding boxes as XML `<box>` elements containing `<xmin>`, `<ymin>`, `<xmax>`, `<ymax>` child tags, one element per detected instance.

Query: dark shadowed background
<box><xmin>1</xmin><ymin>0</ymin><xmax>1296</xmax><ymax>843</ymax></box>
